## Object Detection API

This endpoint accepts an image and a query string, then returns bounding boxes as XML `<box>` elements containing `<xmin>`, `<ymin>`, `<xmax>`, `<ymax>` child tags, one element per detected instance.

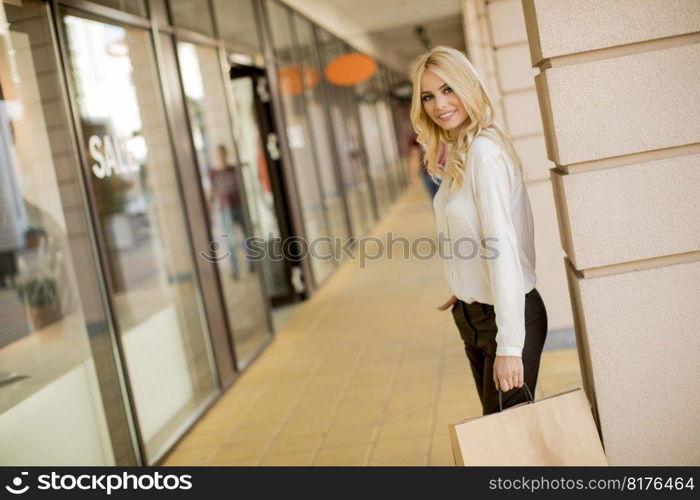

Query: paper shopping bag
<box><xmin>449</xmin><ymin>387</ymin><xmax>607</xmax><ymax>466</ymax></box>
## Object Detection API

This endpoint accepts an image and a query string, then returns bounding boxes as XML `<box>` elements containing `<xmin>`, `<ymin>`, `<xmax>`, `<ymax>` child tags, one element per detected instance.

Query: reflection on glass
<box><xmin>376</xmin><ymin>67</ymin><xmax>405</xmax><ymax>198</ymax></box>
<box><xmin>357</xmin><ymin>86</ymin><xmax>393</xmax><ymax>216</ymax></box>
<box><xmin>213</xmin><ymin>0</ymin><xmax>261</xmax><ymax>60</ymax></box>
<box><xmin>376</xmin><ymin>99</ymin><xmax>401</xmax><ymax>200</ymax></box>
<box><xmin>328</xmin><ymin>88</ymin><xmax>371</xmax><ymax>237</ymax></box>
<box><xmin>228</xmin><ymin>72</ymin><xmax>293</xmax><ymax>302</ymax></box>
<box><xmin>169</xmin><ymin>0</ymin><xmax>215</xmax><ymax>36</ymax></box>
<box><xmin>267</xmin><ymin>2</ymin><xmax>334</xmax><ymax>284</ymax></box>
<box><xmin>385</xmin><ymin>71</ymin><xmax>411</xmax><ymax>187</ymax></box>
<box><xmin>0</xmin><ymin>0</ymin><xmax>135</xmax><ymax>465</ymax></box>
<box><xmin>356</xmin><ymin>64</ymin><xmax>404</xmax><ymax>215</ymax></box>
<box><xmin>64</xmin><ymin>16</ymin><xmax>217</xmax><ymax>462</ymax></box>
<box><xmin>87</xmin><ymin>0</ymin><xmax>146</xmax><ymax>17</ymax></box>
<box><xmin>342</xmin><ymin>94</ymin><xmax>376</xmax><ymax>229</ymax></box>
<box><xmin>316</xmin><ymin>31</ymin><xmax>374</xmax><ymax>236</ymax></box>
<box><xmin>292</xmin><ymin>14</ymin><xmax>349</xmax><ymax>244</ymax></box>
<box><xmin>338</xmin><ymin>44</ymin><xmax>377</xmax><ymax>229</ymax></box>
<box><xmin>177</xmin><ymin>42</ymin><xmax>271</xmax><ymax>365</ymax></box>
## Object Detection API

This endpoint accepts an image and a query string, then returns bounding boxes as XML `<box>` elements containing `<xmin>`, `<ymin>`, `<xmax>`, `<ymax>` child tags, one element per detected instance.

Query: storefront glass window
<box><xmin>149</xmin><ymin>0</ymin><xmax>170</xmax><ymax>26</ymax></box>
<box><xmin>316</xmin><ymin>30</ymin><xmax>373</xmax><ymax>236</ymax></box>
<box><xmin>212</xmin><ymin>0</ymin><xmax>262</xmax><ymax>61</ymax></box>
<box><xmin>168</xmin><ymin>0</ymin><xmax>215</xmax><ymax>37</ymax></box>
<box><xmin>266</xmin><ymin>1</ymin><xmax>334</xmax><ymax>284</ymax></box>
<box><xmin>291</xmin><ymin>14</ymin><xmax>349</xmax><ymax>243</ymax></box>
<box><xmin>338</xmin><ymin>42</ymin><xmax>377</xmax><ymax>226</ymax></box>
<box><xmin>88</xmin><ymin>0</ymin><xmax>146</xmax><ymax>17</ymax></box>
<box><xmin>0</xmin><ymin>0</ymin><xmax>136</xmax><ymax>465</ymax></box>
<box><xmin>227</xmin><ymin>66</ymin><xmax>295</xmax><ymax>305</ymax></box>
<box><xmin>63</xmin><ymin>14</ymin><xmax>217</xmax><ymax>463</ymax></box>
<box><xmin>377</xmin><ymin>66</ymin><xmax>406</xmax><ymax>195</ymax></box>
<box><xmin>356</xmin><ymin>63</ymin><xmax>406</xmax><ymax>213</ymax></box>
<box><xmin>356</xmin><ymin>78</ymin><xmax>393</xmax><ymax>215</ymax></box>
<box><xmin>386</xmin><ymin>71</ymin><xmax>412</xmax><ymax>186</ymax></box>
<box><xmin>177</xmin><ymin>41</ymin><xmax>271</xmax><ymax>365</ymax></box>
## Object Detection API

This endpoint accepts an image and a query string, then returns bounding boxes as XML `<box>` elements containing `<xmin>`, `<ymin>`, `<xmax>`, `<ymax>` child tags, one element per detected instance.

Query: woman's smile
<box><xmin>437</xmin><ymin>109</ymin><xmax>458</xmax><ymax>122</ymax></box>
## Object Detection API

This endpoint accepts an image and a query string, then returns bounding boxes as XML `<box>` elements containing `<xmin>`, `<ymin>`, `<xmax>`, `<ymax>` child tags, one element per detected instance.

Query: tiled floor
<box><xmin>162</xmin><ymin>185</ymin><xmax>583</xmax><ymax>466</ymax></box>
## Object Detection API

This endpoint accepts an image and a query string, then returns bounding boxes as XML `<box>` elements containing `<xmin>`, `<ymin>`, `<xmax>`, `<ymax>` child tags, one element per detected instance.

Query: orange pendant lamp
<box><xmin>325</xmin><ymin>52</ymin><xmax>377</xmax><ymax>86</ymax></box>
<box><xmin>278</xmin><ymin>64</ymin><xmax>319</xmax><ymax>96</ymax></box>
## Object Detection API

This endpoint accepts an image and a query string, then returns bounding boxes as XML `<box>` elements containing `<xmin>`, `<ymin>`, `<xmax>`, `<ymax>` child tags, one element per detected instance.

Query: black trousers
<box><xmin>451</xmin><ymin>287</ymin><xmax>548</xmax><ymax>415</ymax></box>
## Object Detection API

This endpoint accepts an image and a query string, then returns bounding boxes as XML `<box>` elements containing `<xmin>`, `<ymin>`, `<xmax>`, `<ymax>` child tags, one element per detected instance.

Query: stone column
<box><xmin>523</xmin><ymin>0</ymin><xmax>700</xmax><ymax>465</ymax></box>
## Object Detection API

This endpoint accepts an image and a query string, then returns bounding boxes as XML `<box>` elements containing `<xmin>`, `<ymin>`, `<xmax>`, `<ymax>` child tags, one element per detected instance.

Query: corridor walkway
<box><xmin>163</xmin><ymin>185</ymin><xmax>582</xmax><ymax>466</ymax></box>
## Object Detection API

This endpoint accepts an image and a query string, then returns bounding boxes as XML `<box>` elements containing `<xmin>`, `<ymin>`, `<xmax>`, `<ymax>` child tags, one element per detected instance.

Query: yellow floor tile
<box><xmin>369</xmin><ymin>437</ymin><xmax>431</xmax><ymax>467</ymax></box>
<box><xmin>209</xmin><ymin>440</ymin><xmax>269</xmax><ymax>465</ymax></box>
<box><xmin>174</xmin><ymin>428</ymin><xmax>230</xmax><ymax>451</ymax></box>
<box><xmin>163</xmin><ymin>186</ymin><xmax>581</xmax><ymax>467</ymax></box>
<box><xmin>265</xmin><ymin>433</ymin><xmax>325</xmax><ymax>456</ymax></box>
<box><xmin>321</xmin><ymin>425</ymin><xmax>378</xmax><ymax>449</ymax></box>
<box><xmin>162</xmin><ymin>445</ymin><xmax>221</xmax><ymax>466</ymax></box>
<box><xmin>225</xmin><ymin>425</ymin><xmax>279</xmax><ymax>443</ymax></box>
<box><xmin>375</xmin><ymin>421</ymin><xmax>432</xmax><ymax>442</ymax></box>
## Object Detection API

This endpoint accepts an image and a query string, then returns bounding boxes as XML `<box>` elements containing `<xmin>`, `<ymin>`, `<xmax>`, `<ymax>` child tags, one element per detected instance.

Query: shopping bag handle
<box><xmin>498</xmin><ymin>382</ymin><xmax>534</xmax><ymax>412</ymax></box>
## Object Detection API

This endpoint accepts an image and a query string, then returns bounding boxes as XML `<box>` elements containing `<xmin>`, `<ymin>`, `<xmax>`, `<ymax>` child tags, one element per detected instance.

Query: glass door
<box><xmin>291</xmin><ymin>13</ymin><xmax>350</xmax><ymax>245</ymax></box>
<box><xmin>265</xmin><ymin>1</ymin><xmax>335</xmax><ymax>285</ymax></box>
<box><xmin>228</xmin><ymin>64</ymin><xmax>297</xmax><ymax>306</ymax></box>
<box><xmin>0</xmin><ymin>0</ymin><xmax>137</xmax><ymax>465</ymax></box>
<box><xmin>176</xmin><ymin>41</ymin><xmax>272</xmax><ymax>367</ymax></box>
<box><xmin>315</xmin><ymin>29</ymin><xmax>374</xmax><ymax>237</ymax></box>
<box><xmin>61</xmin><ymin>13</ymin><xmax>218</xmax><ymax>463</ymax></box>
<box><xmin>209</xmin><ymin>0</ymin><xmax>299</xmax><ymax>306</ymax></box>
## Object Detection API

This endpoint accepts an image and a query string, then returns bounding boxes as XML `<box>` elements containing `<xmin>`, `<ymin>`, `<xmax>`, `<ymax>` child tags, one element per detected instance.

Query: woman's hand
<box><xmin>493</xmin><ymin>355</ymin><xmax>524</xmax><ymax>392</ymax></box>
<box><xmin>437</xmin><ymin>295</ymin><xmax>457</xmax><ymax>311</ymax></box>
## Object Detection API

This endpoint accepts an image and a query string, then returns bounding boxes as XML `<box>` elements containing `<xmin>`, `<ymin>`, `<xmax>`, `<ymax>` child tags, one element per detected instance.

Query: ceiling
<box><xmin>280</xmin><ymin>0</ymin><xmax>466</xmax><ymax>76</ymax></box>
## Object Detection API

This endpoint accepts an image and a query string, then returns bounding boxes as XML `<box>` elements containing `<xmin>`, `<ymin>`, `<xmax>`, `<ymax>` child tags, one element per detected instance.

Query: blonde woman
<box><xmin>411</xmin><ymin>46</ymin><xmax>548</xmax><ymax>415</ymax></box>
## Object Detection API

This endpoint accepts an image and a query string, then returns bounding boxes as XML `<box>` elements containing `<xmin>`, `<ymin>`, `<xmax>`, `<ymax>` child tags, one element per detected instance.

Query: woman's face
<box><xmin>420</xmin><ymin>70</ymin><xmax>468</xmax><ymax>131</ymax></box>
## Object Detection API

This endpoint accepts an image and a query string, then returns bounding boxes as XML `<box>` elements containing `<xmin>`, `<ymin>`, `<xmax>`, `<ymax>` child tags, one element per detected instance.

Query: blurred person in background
<box><xmin>409</xmin><ymin>134</ymin><xmax>441</xmax><ymax>199</ymax></box>
<box><xmin>209</xmin><ymin>144</ymin><xmax>254</xmax><ymax>279</ymax></box>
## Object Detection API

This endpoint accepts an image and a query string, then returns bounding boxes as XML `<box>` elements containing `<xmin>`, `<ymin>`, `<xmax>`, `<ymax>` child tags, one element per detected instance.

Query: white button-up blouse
<box><xmin>433</xmin><ymin>135</ymin><xmax>536</xmax><ymax>356</ymax></box>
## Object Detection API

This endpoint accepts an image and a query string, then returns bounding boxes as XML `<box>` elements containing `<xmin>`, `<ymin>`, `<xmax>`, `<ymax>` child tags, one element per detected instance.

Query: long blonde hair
<box><xmin>410</xmin><ymin>46</ymin><xmax>523</xmax><ymax>189</ymax></box>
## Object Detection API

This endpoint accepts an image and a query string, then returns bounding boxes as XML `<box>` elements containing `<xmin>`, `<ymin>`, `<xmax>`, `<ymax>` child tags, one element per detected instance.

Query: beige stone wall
<box><xmin>461</xmin><ymin>0</ymin><xmax>574</xmax><ymax>332</ymax></box>
<box><xmin>523</xmin><ymin>0</ymin><xmax>700</xmax><ymax>465</ymax></box>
